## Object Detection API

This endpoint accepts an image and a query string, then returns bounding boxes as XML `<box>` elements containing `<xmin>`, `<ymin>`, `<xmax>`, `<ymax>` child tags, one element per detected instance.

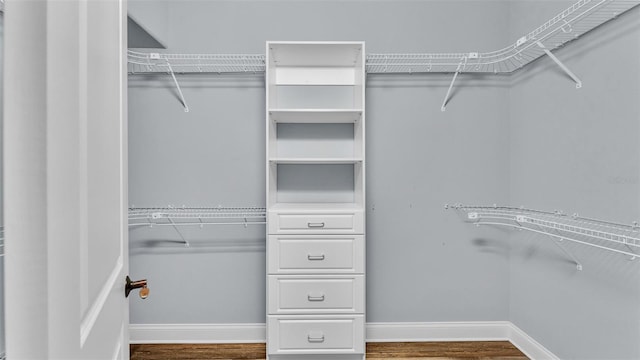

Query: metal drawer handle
<box><xmin>307</xmin><ymin>254</ymin><xmax>325</xmax><ymax>261</ymax></box>
<box><xmin>307</xmin><ymin>294</ymin><xmax>325</xmax><ymax>302</ymax></box>
<box><xmin>307</xmin><ymin>335</ymin><xmax>325</xmax><ymax>343</ymax></box>
<box><xmin>307</xmin><ymin>222</ymin><xmax>325</xmax><ymax>228</ymax></box>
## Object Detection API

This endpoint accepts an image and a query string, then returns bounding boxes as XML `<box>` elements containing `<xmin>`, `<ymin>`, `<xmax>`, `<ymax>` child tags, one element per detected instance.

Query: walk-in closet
<box><xmin>2</xmin><ymin>0</ymin><xmax>640</xmax><ymax>359</ymax></box>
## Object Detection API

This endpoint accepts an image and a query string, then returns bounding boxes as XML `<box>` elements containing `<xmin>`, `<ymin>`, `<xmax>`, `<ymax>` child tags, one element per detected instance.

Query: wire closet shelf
<box><xmin>446</xmin><ymin>204</ymin><xmax>640</xmax><ymax>267</ymax></box>
<box><xmin>127</xmin><ymin>0</ymin><xmax>640</xmax><ymax>75</ymax></box>
<box><xmin>129</xmin><ymin>206</ymin><xmax>267</xmax><ymax>227</ymax></box>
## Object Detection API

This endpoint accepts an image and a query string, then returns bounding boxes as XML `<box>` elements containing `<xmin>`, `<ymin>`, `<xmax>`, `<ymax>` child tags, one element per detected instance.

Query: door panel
<box><xmin>4</xmin><ymin>0</ymin><xmax>129</xmax><ymax>358</ymax></box>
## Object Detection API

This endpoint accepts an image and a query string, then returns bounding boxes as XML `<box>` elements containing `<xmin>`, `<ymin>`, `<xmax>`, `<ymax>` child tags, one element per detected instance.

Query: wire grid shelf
<box><xmin>127</xmin><ymin>0</ymin><xmax>640</xmax><ymax>75</ymax></box>
<box><xmin>128</xmin><ymin>51</ymin><xmax>266</xmax><ymax>74</ymax></box>
<box><xmin>366</xmin><ymin>0</ymin><xmax>640</xmax><ymax>73</ymax></box>
<box><xmin>447</xmin><ymin>204</ymin><xmax>640</xmax><ymax>260</ymax></box>
<box><xmin>128</xmin><ymin>206</ymin><xmax>267</xmax><ymax>227</ymax></box>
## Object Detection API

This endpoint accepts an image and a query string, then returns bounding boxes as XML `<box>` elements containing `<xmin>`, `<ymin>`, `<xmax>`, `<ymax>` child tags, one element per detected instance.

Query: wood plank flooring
<box><xmin>130</xmin><ymin>342</ymin><xmax>528</xmax><ymax>360</ymax></box>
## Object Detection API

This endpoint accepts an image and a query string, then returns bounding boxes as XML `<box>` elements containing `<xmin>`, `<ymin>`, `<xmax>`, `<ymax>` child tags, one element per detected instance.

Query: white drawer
<box><xmin>269</xmin><ymin>212</ymin><xmax>364</xmax><ymax>234</ymax></box>
<box><xmin>267</xmin><ymin>315</ymin><xmax>365</xmax><ymax>355</ymax></box>
<box><xmin>268</xmin><ymin>275</ymin><xmax>364</xmax><ymax>314</ymax></box>
<box><xmin>268</xmin><ymin>235</ymin><xmax>364</xmax><ymax>274</ymax></box>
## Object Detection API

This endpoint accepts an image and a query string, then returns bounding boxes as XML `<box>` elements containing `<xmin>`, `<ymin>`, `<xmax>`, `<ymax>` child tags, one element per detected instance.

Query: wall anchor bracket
<box><xmin>166</xmin><ymin>61</ymin><xmax>190</xmax><ymax>113</ymax></box>
<box><xmin>536</xmin><ymin>41</ymin><xmax>582</xmax><ymax>89</ymax></box>
<box><xmin>441</xmin><ymin>57</ymin><xmax>467</xmax><ymax>112</ymax></box>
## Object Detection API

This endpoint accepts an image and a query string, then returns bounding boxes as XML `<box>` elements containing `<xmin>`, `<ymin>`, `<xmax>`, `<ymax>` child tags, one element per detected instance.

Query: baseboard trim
<box><xmin>129</xmin><ymin>321</ymin><xmax>558</xmax><ymax>359</ymax></box>
<box><xmin>129</xmin><ymin>323</ymin><xmax>266</xmax><ymax>344</ymax></box>
<box><xmin>508</xmin><ymin>323</ymin><xmax>560</xmax><ymax>360</ymax></box>
<box><xmin>365</xmin><ymin>321</ymin><xmax>511</xmax><ymax>342</ymax></box>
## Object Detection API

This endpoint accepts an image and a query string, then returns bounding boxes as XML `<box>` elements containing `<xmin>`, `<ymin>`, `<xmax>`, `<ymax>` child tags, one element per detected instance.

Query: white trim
<box><xmin>80</xmin><ymin>257</ymin><xmax>123</xmax><ymax>345</ymax></box>
<box><xmin>508</xmin><ymin>323</ymin><xmax>560</xmax><ymax>360</ymax></box>
<box><xmin>129</xmin><ymin>323</ymin><xmax>266</xmax><ymax>344</ymax></box>
<box><xmin>365</xmin><ymin>321</ymin><xmax>511</xmax><ymax>342</ymax></box>
<box><xmin>129</xmin><ymin>321</ymin><xmax>558</xmax><ymax>359</ymax></box>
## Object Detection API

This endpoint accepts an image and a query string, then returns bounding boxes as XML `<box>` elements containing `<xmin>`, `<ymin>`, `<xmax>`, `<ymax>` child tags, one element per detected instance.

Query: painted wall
<box><xmin>508</xmin><ymin>2</ymin><xmax>640</xmax><ymax>359</ymax></box>
<box><xmin>128</xmin><ymin>0</ymin><xmax>511</xmax><ymax>325</ymax></box>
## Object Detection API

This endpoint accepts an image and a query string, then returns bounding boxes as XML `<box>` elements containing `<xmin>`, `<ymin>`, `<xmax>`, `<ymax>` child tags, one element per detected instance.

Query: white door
<box><xmin>4</xmin><ymin>0</ymin><xmax>131</xmax><ymax>359</ymax></box>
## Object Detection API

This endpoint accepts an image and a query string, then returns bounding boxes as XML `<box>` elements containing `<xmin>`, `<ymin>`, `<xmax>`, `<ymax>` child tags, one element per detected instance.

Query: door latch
<box><xmin>125</xmin><ymin>276</ymin><xmax>149</xmax><ymax>299</ymax></box>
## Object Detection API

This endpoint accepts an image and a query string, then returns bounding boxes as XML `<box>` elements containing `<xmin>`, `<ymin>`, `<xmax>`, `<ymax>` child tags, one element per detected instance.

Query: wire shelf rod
<box><xmin>449</xmin><ymin>204</ymin><xmax>640</xmax><ymax>232</ymax></box>
<box><xmin>128</xmin><ymin>207</ymin><xmax>267</xmax><ymax>227</ymax></box>
<box><xmin>475</xmin><ymin>214</ymin><xmax>640</xmax><ymax>248</ymax></box>
<box><xmin>130</xmin><ymin>221</ymin><xmax>267</xmax><ymax>227</ymax></box>
<box><xmin>471</xmin><ymin>220</ymin><xmax>639</xmax><ymax>259</ymax></box>
<box><xmin>447</xmin><ymin>204</ymin><xmax>640</xmax><ymax>265</ymax></box>
<box><xmin>127</xmin><ymin>0</ymin><xmax>640</xmax><ymax>75</ymax></box>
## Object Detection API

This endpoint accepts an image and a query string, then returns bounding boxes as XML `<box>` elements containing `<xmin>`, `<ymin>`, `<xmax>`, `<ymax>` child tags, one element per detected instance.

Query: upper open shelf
<box><xmin>269</xmin><ymin>109</ymin><xmax>363</xmax><ymax>123</ymax></box>
<box><xmin>128</xmin><ymin>0</ymin><xmax>640</xmax><ymax>75</ymax></box>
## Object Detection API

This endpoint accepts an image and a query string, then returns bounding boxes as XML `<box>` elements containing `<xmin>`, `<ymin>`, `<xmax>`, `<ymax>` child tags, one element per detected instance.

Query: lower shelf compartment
<box><xmin>267</xmin><ymin>315</ymin><xmax>365</xmax><ymax>355</ymax></box>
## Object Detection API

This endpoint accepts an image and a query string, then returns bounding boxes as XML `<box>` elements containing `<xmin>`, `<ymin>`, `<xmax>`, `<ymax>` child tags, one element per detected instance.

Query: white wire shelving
<box><xmin>366</xmin><ymin>0</ymin><xmax>640</xmax><ymax>75</ymax></box>
<box><xmin>128</xmin><ymin>206</ymin><xmax>266</xmax><ymax>246</ymax></box>
<box><xmin>446</xmin><ymin>204</ymin><xmax>640</xmax><ymax>270</ymax></box>
<box><xmin>127</xmin><ymin>0</ymin><xmax>640</xmax><ymax>111</ymax></box>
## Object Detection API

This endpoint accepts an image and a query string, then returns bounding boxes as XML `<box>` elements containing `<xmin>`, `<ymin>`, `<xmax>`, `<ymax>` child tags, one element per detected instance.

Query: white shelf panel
<box><xmin>274</xmin><ymin>67</ymin><xmax>357</xmax><ymax>85</ymax></box>
<box><xmin>270</xmin><ymin>203</ymin><xmax>363</xmax><ymax>213</ymax></box>
<box><xmin>269</xmin><ymin>109</ymin><xmax>363</xmax><ymax>123</ymax></box>
<box><xmin>268</xmin><ymin>42</ymin><xmax>364</xmax><ymax>67</ymax></box>
<box><xmin>270</xmin><ymin>158</ymin><xmax>362</xmax><ymax>165</ymax></box>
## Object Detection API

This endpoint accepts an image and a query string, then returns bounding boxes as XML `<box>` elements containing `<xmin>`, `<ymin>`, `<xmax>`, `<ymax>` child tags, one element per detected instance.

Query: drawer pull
<box><xmin>307</xmin><ymin>222</ymin><xmax>325</xmax><ymax>228</ymax></box>
<box><xmin>307</xmin><ymin>294</ymin><xmax>325</xmax><ymax>302</ymax></box>
<box><xmin>307</xmin><ymin>254</ymin><xmax>325</xmax><ymax>261</ymax></box>
<box><xmin>307</xmin><ymin>335</ymin><xmax>325</xmax><ymax>343</ymax></box>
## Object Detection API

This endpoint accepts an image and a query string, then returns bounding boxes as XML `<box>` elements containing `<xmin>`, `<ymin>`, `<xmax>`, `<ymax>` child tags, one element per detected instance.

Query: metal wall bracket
<box><xmin>441</xmin><ymin>57</ymin><xmax>467</xmax><ymax>112</ymax></box>
<box><xmin>166</xmin><ymin>62</ymin><xmax>190</xmax><ymax>113</ymax></box>
<box><xmin>536</xmin><ymin>41</ymin><xmax>583</xmax><ymax>89</ymax></box>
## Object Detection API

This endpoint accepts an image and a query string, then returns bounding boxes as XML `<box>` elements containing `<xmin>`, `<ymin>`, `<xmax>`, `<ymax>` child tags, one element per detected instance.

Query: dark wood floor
<box><xmin>130</xmin><ymin>342</ymin><xmax>528</xmax><ymax>359</ymax></box>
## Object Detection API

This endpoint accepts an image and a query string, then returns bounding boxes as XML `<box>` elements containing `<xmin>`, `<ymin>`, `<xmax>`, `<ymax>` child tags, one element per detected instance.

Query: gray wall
<box><xmin>128</xmin><ymin>0</ymin><xmax>511</xmax><ymax>324</ymax></box>
<box><xmin>508</xmin><ymin>2</ymin><xmax>640</xmax><ymax>359</ymax></box>
<box><xmin>129</xmin><ymin>2</ymin><xmax>640</xmax><ymax>358</ymax></box>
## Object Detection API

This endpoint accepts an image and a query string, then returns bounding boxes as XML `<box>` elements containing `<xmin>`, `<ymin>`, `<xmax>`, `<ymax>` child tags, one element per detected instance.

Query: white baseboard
<box><xmin>365</xmin><ymin>321</ymin><xmax>511</xmax><ymax>342</ymax></box>
<box><xmin>129</xmin><ymin>323</ymin><xmax>266</xmax><ymax>344</ymax></box>
<box><xmin>129</xmin><ymin>321</ymin><xmax>558</xmax><ymax>359</ymax></box>
<box><xmin>508</xmin><ymin>323</ymin><xmax>560</xmax><ymax>360</ymax></box>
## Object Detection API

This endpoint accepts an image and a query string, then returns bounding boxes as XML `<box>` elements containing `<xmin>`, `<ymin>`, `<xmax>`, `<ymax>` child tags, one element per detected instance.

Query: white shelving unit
<box><xmin>266</xmin><ymin>41</ymin><xmax>366</xmax><ymax>359</ymax></box>
<box><xmin>447</xmin><ymin>204</ymin><xmax>640</xmax><ymax>269</ymax></box>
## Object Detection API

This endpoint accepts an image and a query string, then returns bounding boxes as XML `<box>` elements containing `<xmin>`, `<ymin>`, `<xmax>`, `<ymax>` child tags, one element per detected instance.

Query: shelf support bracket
<box><xmin>168</xmin><ymin>217</ymin><xmax>190</xmax><ymax>247</ymax></box>
<box><xmin>544</xmin><ymin>226</ymin><xmax>583</xmax><ymax>270</ymax></box>
<box><xmin>536</xmin><ymin>41</ymin><xmax>582</xmax><ymax>89</ymax></box>
<box><xmin>441</xmin><ymin>57</ymin><xmax>467</xmax><ymax>112</ymax></box>
<box><xmin>549</xmin><ymin>235</ymin><xmax>583</xmax><ymax>271</ymax></box>
<box><xmin>166</xmin><ymin>61</ymin><xmax>190</xmax><ymax>113</ymax></box>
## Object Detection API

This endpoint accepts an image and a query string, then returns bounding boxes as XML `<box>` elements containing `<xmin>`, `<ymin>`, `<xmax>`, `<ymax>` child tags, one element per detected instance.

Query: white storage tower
<box><xmin>266</xmin><ymin>41</ymin><xmax>366</xmax><ymax>359</ymax></box>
